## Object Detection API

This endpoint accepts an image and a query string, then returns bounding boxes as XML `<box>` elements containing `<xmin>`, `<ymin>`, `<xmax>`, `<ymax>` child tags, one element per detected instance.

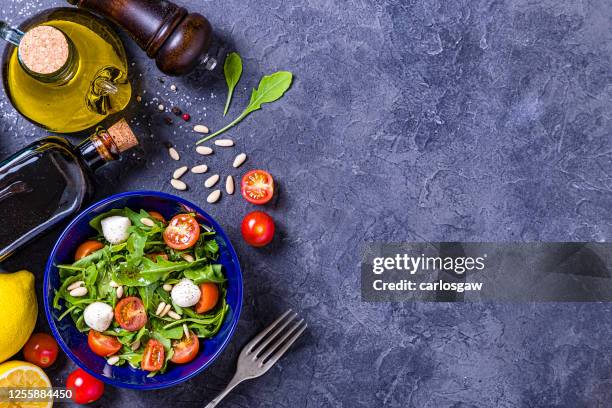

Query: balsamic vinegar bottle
<box><xmin>0</xmin><ymin>119</ymin><xmax>138</xmax><ymax>261</ymax></box>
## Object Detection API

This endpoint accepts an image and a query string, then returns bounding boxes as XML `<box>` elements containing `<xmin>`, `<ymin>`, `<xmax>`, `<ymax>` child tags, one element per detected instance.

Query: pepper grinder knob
<box><xmin>67</xmin><ymin>0</ymin><xmax>215</xmax><ymax>76</ymax></box>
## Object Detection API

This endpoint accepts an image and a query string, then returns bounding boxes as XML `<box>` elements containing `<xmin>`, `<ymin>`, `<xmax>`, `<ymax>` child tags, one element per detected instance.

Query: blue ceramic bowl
<box><xmin>43</xmin><ymin>191</ymin><xmax>242</xmax><ymax>389</ymax></box>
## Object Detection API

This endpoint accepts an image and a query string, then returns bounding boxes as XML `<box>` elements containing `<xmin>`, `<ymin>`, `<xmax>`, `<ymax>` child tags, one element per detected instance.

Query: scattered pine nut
<box><xmin>167</xmin><ymin>311</ymin><xmax>181</xmax><ymax>320</ymax></box>
<box><xmin>116</xmin><ymin>286</ymin><xmax>124</xmax><ymax>299</ymax></box>
<box><xmin>214</xmin><ymin>139</ymin><xmax>234</xmax><ymax>147</ymax></box>
<box><xmin>173</xmin><ymin>166</ymin><xmax>188</xmax><ymax>179</ymax></box>
<box><xmin>170</xmin><ymin>84</ymin><xmax>177</xmax><ymax>91</ymax></box>
<box><xmin>233</xmin><ymin>153</ymin><xmax>247</xmax><ymax>168</ymax></box>
<box><xmin>136</xmin><ymin>95</ymin><xmax>142</xmax><ymax>102</ymax></box>
<box><xmin>162</xmin><ymin>284</ymin><xmax>173</xmax><ymax>292</ymax></box>
<box><xmin>109</xmin><ymin>280</ymin><xmax>119</xmax><ymax>288</ymax></box>
<box><xmin>193</xmin><ymin>124</ymin><xmax>209</xmax><ymax>134</ymax></box>
<box><xmin>161</xmin><ymin>303</ymin><xmax>172</xmax><ymax>317</ymax></box>
<box><xmin>158</xmin><ymin>104</ymin><xmax>165</xmax><ymax>111</ymax></box>
<box><xmin>107</xmin><ymin>356</ymin><xmax>120</xmax><ymax>366</ymax></box>
<box><xmin>226</xmin><ymin>176</ymin><xmax>235</xmax><ymax>195</ymax></box>
<box><xmin>155</xmin><ymin>302</ymin><xmax>166</xmax><ymax>316</ymax></box>
<box><xmin>67</xmin><ymin>281</ymin><xmax>85</xmax><ymax>291</ymax></box>
<box><xmin>191</xmin><ymin>164</ymin><xmax>208</xmax><ymax>174</ymax></box>
<box><xmin>131</xmin><ymin>340</ymin><xmax>140</xmax><ymax>351</ymax></box>
<box><xmin>170</xmin><ymin>179</ymin><xmax>187</xmax><ymax>191</ymax></box>
<box><xmin>195</xmin><ymin>146</ymin><xmax>213</xmax><ymax>155</ymax></box>
<box><xmin>140</xmin><ymin>217</ymin><xmax>154</xmax><ymax>227</ymax></box>
<box><xmin>207</xmin><ymin>189</ymin><xmax>221</xmax><ymax>203</ymax></box>
<box><xmin>204</xmin><ymin>174</ymin><xmax>220</xmax><ymax>188</ymax></box>
<box><xmin>69</xmin><ymin>287</ymin><xmax>88</xmax><ymax>297</ymax></box>
<box><xmin>183</xmin><ymin>323</ymin><xmax>190</xmax><ymax>338</ymax></box>
<box><xmin>181</xmin><ymin>253</ymin><xmax>195</xmax><ymax>263</ymax></box>
<box><xmin>168</xmin><ymin>147</ymin><xmax>180</xmax><ymax>161</ymax></box>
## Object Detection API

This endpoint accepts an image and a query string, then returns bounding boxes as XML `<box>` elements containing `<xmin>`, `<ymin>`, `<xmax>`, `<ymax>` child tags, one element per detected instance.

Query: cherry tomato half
<box><xmin>195</xmin><ymin>283</ymin><xmax>219</xmax><ymax>314</ymax></box>
<box><xmin>241</xmin><ymin>170</ymin><xmax>274</xmax><ymax>205</ymax></box>
<box><xmin>142</xmin><ymin>339</ymin><xmax>165</xmax><ymax>371</ymax></box>
<box><xmin>66</xmin><ymin>368</ymin><xmax>104</xmax><ymax>404</ymax></box>
<box><xmin>241</xmin><ymin>211</ymin><xmax>275</xmax><ymax>247</ymax></box>
<box><xmin>114</xmin><ymin>297</ymin><xmax>147</xmax><ymax>331</ymax></box>
<box><xmin>163</xmin><ymin>214</ymin><xmax>200</xmax><ymax>250</ymax></box>
<box><xmin>148</xmin><ymin>211</ymin><xmax>166</xmax><ymax>223</ymax></box>
<box><xmin>23</xmin><ymin>333</ymin><xmax>58</xmax><ymax>368</ymax></box>
<box><xmin>75</xmin><ymin>240</ymin><xmax>104</xmax><ymax>261</ymax></box>
<box><xmin>88</xmin><ymin>330</ymin><xmax>122</xmax><ymax>357</ymax></box>
<box><xmin>170</xmin><ymin>330</ymin><xmax>199</xmax><ymax>364</ymax></box>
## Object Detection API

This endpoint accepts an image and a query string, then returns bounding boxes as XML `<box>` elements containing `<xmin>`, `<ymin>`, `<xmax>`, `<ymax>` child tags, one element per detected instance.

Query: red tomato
<box><xmin>142</xmin><ymin>339</ymin><xmax>165</xmax><ymax>371</ymax></box>
<box><xmin>241</xmin><ymin>170</ymin><xmax>274</xmax><ymax>205</ymax></box>
<box><xmin>195</xmin><ymin>283</ymin><xmax>219</xmax><ymax>314</ymax></box>
<box><xmin>145</xmin><ymin>252</ymin><xmax>169</xmax><ymax>262</ymax></box>
<box><xmin>148</xmin><ymin>211</ymin><xmax>166</xmax><ymax>223</ymax></box>
<box><xmin>66</xmin><ymin>368</ymin><xmax>104</xmax><ymax>404</ymax></box>
<box><xmin>241</xmin><ymin>211</ymin><xmax>275</xmax><ymax>247</ymax></box>
<box><xmin>87</xmin><ymin>330</ymin><xmax>122</xmax><ymax>357</ymax></box>
<box><xmin>170</xmin><ymin>331</ymin><xmax>199</xmax><ymax>364</ymax></box>
<box><xmin>163</xmin><ymin>214</ymin><xmax>200</xmax><ymax>250</ymax></box>
<box><xmin>114</xmin><ymin>297</ymin><xmax>147</xmax><ymax>331</ymax></box>
<box><xmin>22</xmin><ymin>333</ymin><xmax>58</xmax><ymax>368</ymax></box>
<box><xmin>74</xmin><ymin>240</ymin><xmax>104</xmax><ymax>261</ymax></box>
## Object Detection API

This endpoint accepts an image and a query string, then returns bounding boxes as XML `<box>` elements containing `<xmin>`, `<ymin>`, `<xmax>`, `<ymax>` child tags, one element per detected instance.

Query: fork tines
<box><xmin>246</xmin><ymin>309</ymin><xmax>307</xmax><ymax>367</ymax></box>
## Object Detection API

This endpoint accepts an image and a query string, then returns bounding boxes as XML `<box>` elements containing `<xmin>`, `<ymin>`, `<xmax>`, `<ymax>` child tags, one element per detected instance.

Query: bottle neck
<box><xmin>77</xmin><ymin>129</ymin><xmax>121</xmax><ymax>172</ymax></box>
<box><xmin>21</xmin><ymin>34</ymin><xmax>80</xmax><ymax>85</ymax></box>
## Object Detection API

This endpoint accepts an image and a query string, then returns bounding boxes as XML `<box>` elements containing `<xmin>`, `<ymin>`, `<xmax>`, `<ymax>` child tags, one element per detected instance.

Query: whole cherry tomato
<box><xmin>23</xmin><ymin>333</ymin><xmax>58</xmax><ymax>368</ymax></box>
<box><xmin>241</xmin><ymin>211</ymin><xmax>275</xmax><ymax>247</ymax></box>
<box><xmin>66</xmin><ymin>368</ymin><xmax>104</xmax><ymax>404</ymax></box>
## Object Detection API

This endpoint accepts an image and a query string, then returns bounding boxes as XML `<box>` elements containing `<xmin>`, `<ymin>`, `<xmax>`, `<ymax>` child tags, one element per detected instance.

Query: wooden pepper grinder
<box><xmin>66</xmin><ymin>0</ymin><xmax>217</xmax><ymax>76</ymax></box>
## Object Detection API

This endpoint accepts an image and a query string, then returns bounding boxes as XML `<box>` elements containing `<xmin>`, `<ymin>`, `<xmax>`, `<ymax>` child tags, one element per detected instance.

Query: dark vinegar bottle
<box><xmin>0</xmin><ymin>119</ymin><xmax>138</xmax><ymax>261</ymax></box>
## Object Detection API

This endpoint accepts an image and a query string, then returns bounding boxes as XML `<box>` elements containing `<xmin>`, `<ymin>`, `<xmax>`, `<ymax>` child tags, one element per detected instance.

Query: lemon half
<box><xmin>0</xmin><ymin>361</ymin><xmax>52</xmax><ymax>408</ymax></box>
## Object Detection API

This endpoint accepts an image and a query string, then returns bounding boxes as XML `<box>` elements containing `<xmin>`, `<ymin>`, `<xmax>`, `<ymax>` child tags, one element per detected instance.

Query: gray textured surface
<box><xmin>1</xmin><ymin>0</ymin><xmax>612</xmax><ymax>406</ymax></box>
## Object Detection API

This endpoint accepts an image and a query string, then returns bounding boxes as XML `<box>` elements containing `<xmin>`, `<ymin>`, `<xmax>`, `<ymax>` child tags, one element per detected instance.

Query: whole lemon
<box><xmin>0</xmin><ymin>270</ymin><xmax>37</xmax><ymax>363</ymax></box>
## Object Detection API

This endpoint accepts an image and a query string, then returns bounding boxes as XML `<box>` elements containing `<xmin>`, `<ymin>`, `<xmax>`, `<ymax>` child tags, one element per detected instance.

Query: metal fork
<box><xmin>204</xmin><ymin>310</ymin><xmax>307</xmax><ymax>408</ymax></box>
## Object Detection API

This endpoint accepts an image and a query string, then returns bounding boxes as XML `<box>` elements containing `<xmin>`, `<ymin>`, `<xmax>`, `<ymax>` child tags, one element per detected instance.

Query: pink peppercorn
<box><xmin>182</xmin><ymin>113</ymin><xmax>191</xmax><ymax>121</ymax></box>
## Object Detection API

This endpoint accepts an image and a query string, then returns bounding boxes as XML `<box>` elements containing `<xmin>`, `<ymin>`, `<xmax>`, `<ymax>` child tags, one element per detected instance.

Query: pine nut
<box><xmin>183</xmin><ymin>323</ymin><xmax>190</xmax><ymax>338</ymax></box>
<box><xmin>181</xmin><ymin>253</ymin><xmax>194</xmax><ymax>262</ymax></box>
<box><xmin>116</xmin><ymin>286</ymin><xmax>124</xmax><ymax>299</ymax></box>
<box><xmin>173</xmin><ymin>166</ymin><xmax>188</xmax><ymax>179</ymax></box>
<box><xmin>196</xmin><ymin>146</ymin><xmax>213</xmax><ymax>155</ymax></box>
<box><xmin>155</xmin><ymin>302</ymin><xmax>166</xmax><ymax>316</ymax></box>
<box><xmin>158</xmin><ymin>104</ymin><xmax>165</xmax><ymax>111</ymax></box>
<box><xmin>131</xmin><ymin>340</ymin><xmax>140</xmax><ymax>351</ymax></box>
<box><xmin>233</xmin><ymin>153</ymin><xmax>247</xmax><ymax>168</ymax></box>
<box><xmin>204</xmin><ymin>174</ymin><xmax>219</xmax><ymax>188</ymax></box>
<box><xmin>214</xmin><ymin>139</ymin><xmax>234</xmax><ymax>147</ymax></box>
<box><xmin>69</xmin><ymin>287</ymin><xmax>88</xmax><ymax>297</ymax></box>
<box><xmin>140</xmin><ymin>217</ymin><xmax>154</xmax><ymax>227</ymax></box>
<box><xmin>168</xmin><ymin>147</ymin><xmax>180</xmax><ymax>161</ymax></box>
<box><xmin>194</xmin><ymin>125</ymin><xmax>209</xmax><ymax>134</ymax></box>
<box><xmin>225</xmin><ymin>176</ymin><xmax>234</xmax><ymax>195</ymax></box>
<box><xmin>67</xmin><ymin>281</ymin><xmax>85</xmax><ymax>291</ymax></box>
<box><xmin>170</xmin><ymin>179</ymin><xmax>187</xmax><ymax>191</ymax></box>
<box><xmin>109</xmin><ymin>280</ymin><xmax>119</xmax><ymax>288</ymax></box>
<box><xmin>167</xmin><ymin>311</ymin><xmax>181</xmax><ymax>320</ymax></box>
<box><xmin>161</xmin><ymin>304</ymin><xmax>172</xmax><ymax>317</ymax></box>
<box><xmin>207</xmin><ymin>189</ymin><xmax>221</xmax><ymax>203</ymax></box>
<box><xmin>107</xmin><ymin>356</ymin><xmax>120</xmax><ymax>366</ymax></box>
<box><xmin>162</xmin><ymin>284</ymin><xmax>173</xmax><ymax>292</ymax></box>
<box><xmin>191</xmin><ymin>164</ymin><xmax>208</xmax><ymax>174</ymax></box>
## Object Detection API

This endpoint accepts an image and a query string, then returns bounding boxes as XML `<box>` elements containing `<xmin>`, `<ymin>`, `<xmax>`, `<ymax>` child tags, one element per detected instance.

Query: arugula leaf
<box><xmin>196</xmin><ymin>71</ymin><xmax>293</xmax><ymax>144</ymax></box>
<box><xmin>183</xmin><ymin>264</ymin><xmax>225</xmax><ymax>284</ymax></box>
<box><xmin>223</xmin><ymin>52</ymin><xmax>242</xmax><ymax>116</ymax></box>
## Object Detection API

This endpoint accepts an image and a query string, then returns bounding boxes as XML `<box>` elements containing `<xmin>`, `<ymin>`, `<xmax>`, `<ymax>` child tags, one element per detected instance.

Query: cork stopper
<box><xmin>18</xmin><ymin>25</ymin><xmax>70</xmax><ymax>75</ymax></box>
<box><xmin>107</xmin><ymin>119</ymin><xmax>139</xmax><ymax>152</ymax></box>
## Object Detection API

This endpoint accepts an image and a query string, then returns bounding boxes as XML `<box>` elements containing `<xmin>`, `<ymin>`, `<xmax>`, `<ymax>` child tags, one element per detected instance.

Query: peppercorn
<box><xmin>164</xmin><ymin>117</ymin><xmax>173</xmax><ymax>125</ymax></box>
<box><xmin>171</xmin><ymin>106</ymin><xmax>182</xmax><ymax>116</ymax></box>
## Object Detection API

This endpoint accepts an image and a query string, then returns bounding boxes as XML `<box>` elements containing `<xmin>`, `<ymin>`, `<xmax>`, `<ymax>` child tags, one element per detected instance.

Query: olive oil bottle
<box><xmin>1</xmin><ymin>8</ymin><xmax>131</xmax><ymax>133</ymax></box>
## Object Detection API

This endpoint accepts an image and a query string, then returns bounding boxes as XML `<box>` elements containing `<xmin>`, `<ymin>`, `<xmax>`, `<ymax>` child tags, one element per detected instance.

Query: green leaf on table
<box><xmin>197</xmin><ymin>71</ymin><xmax>293</xmax><ymax>144</ymax></box>
<box><xmin>223</xmin><ymin>52</ymin><xmax>242</xmax><ymax>116</ymax></box>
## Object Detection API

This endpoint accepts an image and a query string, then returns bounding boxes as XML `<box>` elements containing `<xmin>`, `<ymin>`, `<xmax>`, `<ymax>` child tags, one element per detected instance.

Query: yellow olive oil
<box><xmin>3</xmin><ymin>8</ymin><xmax>131</xmax><ymax>133</ymax></box>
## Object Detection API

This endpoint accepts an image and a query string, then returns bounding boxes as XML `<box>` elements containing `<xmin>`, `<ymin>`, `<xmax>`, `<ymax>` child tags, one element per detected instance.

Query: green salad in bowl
<box><xmin>53</xmin><ymin>207</ymin><xmax>228</xmax><ymax>375</ymax></box>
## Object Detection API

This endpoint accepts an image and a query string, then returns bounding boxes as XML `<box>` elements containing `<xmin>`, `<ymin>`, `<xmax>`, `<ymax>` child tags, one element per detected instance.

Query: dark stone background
<box><xmin>1</xmin><ymin>0</ymin><xmax>612</xmax><ymax>406</ymax></box>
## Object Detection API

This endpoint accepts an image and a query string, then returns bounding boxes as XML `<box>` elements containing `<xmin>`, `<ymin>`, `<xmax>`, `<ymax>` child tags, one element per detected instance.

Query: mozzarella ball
<box><xmin>171</xmin><ymin>279</ymin><xmax>201</xmax><ymax>307</ymax></box>
<box><xmin>84</xmin><ymin>302</ymin><xmax>114</xmax><ymax>332</ymax></box>
<box><xmin>101</xmin><ymin>216</ymin><xmax>131</xmax><ymax>244</ymax></box>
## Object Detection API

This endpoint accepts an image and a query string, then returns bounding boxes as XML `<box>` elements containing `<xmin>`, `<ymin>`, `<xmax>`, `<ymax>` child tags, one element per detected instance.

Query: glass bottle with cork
<box><xmin>0</xmin><ymin>119</ymin><xmax>138</xmax><ymax>261</ymax></box>
<box><xmin>0</xmin><ymin>8</ymin><xmax>131</xmax><ymax>133</ymax></box>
